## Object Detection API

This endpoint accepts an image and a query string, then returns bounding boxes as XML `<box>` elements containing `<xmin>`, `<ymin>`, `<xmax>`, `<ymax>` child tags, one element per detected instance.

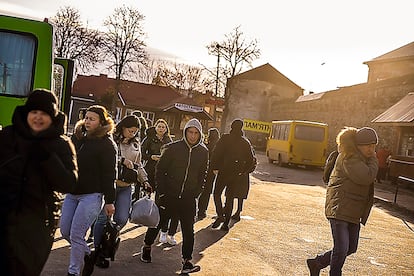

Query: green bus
<box><xmin>0</xmin><ymin>14</ymin><xmax>74</xmax><ymax>128</ymax></box>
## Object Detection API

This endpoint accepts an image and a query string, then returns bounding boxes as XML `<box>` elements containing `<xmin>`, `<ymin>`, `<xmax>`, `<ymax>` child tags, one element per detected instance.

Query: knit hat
<box><xmin>25</xmin><ymin>89</ymin><xmax>58</xmax><ymax>118</ymax></box>
<box><xmin>231</xmin><ymin>119</ymin><xmax>244</xmax><ymax>131</ymax></box>
<box><xmin>355</xmin><ymin>127</ymin><xmax>378</xmax><ymax>145</ymax></box>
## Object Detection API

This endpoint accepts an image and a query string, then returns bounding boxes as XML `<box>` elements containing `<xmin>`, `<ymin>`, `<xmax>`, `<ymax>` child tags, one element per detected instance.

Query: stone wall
<box><xmin>269</xmin><ymin>74</ymin><xmax>414</xmax><ymax>153</ymax></box>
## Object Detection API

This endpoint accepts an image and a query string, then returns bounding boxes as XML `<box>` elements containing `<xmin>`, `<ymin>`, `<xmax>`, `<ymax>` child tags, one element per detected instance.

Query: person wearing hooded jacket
<box><xmin>0</xmin><ymin>89</ymin><xmax>78</xmax><ymax>276</ymax></box>
<box><xmin>60</xmin><ymin>105</ymin><xmax>117</xmax><ymax>276</ymax></box>
<box><xmin>140</xmin><ymin>118</ymin><xmax>208</xmax><ymax>274</ymax></box>
<box><xmin>307</xmin><ymin>127</ymin><xmax>379</xmax><ymax>276</ymax></box>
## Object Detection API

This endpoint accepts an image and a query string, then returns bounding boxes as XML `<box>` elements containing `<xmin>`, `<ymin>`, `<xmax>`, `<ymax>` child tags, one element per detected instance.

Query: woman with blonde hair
<box><xmin>60</xmin><ymin>105</ymin><xmax>117</xmax><ymax>276</ymax></box>
<box><xmin>141</xmin><ymin>118</ymin><xmax>178</xmax><ymax>244</ymax></box>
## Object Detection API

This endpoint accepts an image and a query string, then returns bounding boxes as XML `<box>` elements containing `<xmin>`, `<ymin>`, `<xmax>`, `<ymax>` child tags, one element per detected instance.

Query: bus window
<box><xmin>266</xmin><ymin>120</ymin><xmax>328</xmax><ymax>167</ymax></box>
<box><xmin>281</xmin><ymin>124</ymin><xmax>289</xmax><ymax>140</ymax></box>
<box><xmin>295</xmin><ymin>125</ymin><xmax>325</xmax><ymax>142</ymax></box>
<box><xmin>0</xmin><ymin>32</ymin><xmax>36</xmax><ymax>96</ymax></box>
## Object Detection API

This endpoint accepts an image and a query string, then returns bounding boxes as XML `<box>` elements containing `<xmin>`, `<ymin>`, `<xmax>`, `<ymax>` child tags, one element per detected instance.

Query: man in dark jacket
<box><xmin>210</xmin><ymin>119</ymin><xmax>256</xmax><ymax>231</ymax></box>
<box><xmin>140</xmin><ymin>118</ymin><xmax>208</xmax><ymax>274</ymax></box>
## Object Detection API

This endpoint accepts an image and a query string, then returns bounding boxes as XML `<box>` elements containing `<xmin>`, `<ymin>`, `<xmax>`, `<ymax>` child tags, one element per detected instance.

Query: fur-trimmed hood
<box><xmin>337</xmin><ymin>127</ymin><xmax>358</xmax><ymax>157</ymax></box>
<box><xmin>73</xmin><ymin>119</ymin><xmax>115</xmax><ymax>140</ymax></box>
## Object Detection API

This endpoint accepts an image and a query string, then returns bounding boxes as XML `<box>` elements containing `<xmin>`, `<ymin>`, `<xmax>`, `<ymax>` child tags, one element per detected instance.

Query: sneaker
<box><xmin>306</xmin><ymin>258</ymin><xmax>321</xmax><ymax>276</ymax></box>
<box><xmin>159</xmin><ymin>231</ymin><xmax>168</xmax><ymax>243</ymax></box>
<box><xmin>167</xmin><ymin>235</ymin><xmax>177</xmax><ymax>245</ymax></box>
<box><xmin>140</xmin><ymin>246</ymin><xmax>152</xmax><ymax>263</ymax></box>
<box><xmin>181</xmin><ymin>260</ymin><xmax>201</xmax><ymax>274</ymax></box>
<box><xmin>82</xmin><ymin>250</ymin><xmax>96</xmax><ymax>276</ymax></box>
<box><xmin>211</xmin><ymin>216</ymin><xmax>225</xmax><ymax>229</ymax></box>
<box><xmin>220</xmin><ymin>223</ymin><xmax>229</xmax><ymax>231</ymax></box>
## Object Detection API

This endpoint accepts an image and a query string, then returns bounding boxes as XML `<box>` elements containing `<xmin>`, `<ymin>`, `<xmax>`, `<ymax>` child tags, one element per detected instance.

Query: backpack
<box><xmin>323</xmin><ymin>150</ymin><xmax>339</xmax><ymax>183</ymax></box>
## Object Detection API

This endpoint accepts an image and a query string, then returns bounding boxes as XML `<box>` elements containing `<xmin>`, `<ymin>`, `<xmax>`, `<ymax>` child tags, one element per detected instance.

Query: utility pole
<box><xmin>214</xmin><ymin>43</ymin><xmax>220</xmax><ymax>126</ymax></box>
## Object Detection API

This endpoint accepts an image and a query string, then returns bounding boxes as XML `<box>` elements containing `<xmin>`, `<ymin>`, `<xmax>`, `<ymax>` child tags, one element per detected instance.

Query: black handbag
<box><xmin>117</xmin><ymin>143</ymin><xmax>138</xmax><ymax>184</ymax></box>
<box><xmin>118</xmin><ymin>163</ymin><xmax>138</xmax><ymax>183</ymax></box>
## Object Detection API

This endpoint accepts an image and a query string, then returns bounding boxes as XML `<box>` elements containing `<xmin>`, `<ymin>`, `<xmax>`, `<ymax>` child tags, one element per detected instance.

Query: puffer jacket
<box><xmin>0</xmin><ymin>106</ymin><xmax>77</xmax><ymax>275</ymax></box>
<box><xmin>71</xmin><ymin>120</ymin><xmax>117</xmax><ymax>204</ymax></box>
<box><xmin>141</xmin><ymin>126</ymin><xmax>172</xmax><ymax>186</ymax></box>
<box><xmin>325</xmin><ymin>128</ymin><xmax>378</xmax><ymax>225</ymax></box>
<box><xmin>155</xmin><ymin>119</ymin><xmax>208</xmax><ymax>199</ymax></box>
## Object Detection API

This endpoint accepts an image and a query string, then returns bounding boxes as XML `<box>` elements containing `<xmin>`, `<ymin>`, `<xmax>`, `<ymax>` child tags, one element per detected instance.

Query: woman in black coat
<box><xmin>60</xmin><ymin>105</ymin><xmax>116</xmax><ymax>276</ymax></box>
<box><xmin>0</xmin><ymin>89</ymin><xmax>78</xmax><ymax>276</ymax></box>
<box><xmin>141</xmin><ymin>119</ymin><xmax>177</xmax><ymax>244</ymax></box>
<box><xmin>210</xmin><ymin>119</ymin><xmax>256</xmax><ymax>230</ymax></box>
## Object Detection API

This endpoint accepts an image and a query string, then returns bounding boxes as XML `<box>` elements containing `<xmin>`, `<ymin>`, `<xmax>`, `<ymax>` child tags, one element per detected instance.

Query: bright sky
<box><xmin>2</xmin><ymin>0</ymin><xmax>413</xmax><ymax>93</ymax></box>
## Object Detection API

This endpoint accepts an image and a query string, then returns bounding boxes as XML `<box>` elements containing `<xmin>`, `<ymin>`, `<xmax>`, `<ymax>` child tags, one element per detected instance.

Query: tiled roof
<box><xmin>72</xmin><ymin>74</ymin><xmax>200</xmax><ymax>110</ymax></box>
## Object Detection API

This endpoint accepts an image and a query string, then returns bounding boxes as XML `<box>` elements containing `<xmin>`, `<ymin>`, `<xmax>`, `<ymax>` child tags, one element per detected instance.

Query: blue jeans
<box><xmin>60</xmin><ymin>193</ymin><xmax>103</xmax><ymax>276</ymax></box>
<box><xmin>94</xmin><ymin>185</ymin><xmax>132</xmax><ymax>247</ymax></box>
<box><xmin>316</xmin><ymin>218</ymin><xmax>360</xmax><ymax>276</ymax></box>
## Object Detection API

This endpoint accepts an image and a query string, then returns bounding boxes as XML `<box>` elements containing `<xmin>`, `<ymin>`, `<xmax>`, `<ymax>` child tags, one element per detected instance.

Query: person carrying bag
<box><xmin>130</xmin><ymin>194</ymin><xmax>160</xmax><ymax>228</ymax></box>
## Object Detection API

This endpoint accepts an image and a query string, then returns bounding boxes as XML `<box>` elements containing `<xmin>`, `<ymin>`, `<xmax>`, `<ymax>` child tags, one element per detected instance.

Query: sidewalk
<box><xmin>374</xmin><ymin>179</ymin><xmax>414</xmax><ymax>213</ymax></box>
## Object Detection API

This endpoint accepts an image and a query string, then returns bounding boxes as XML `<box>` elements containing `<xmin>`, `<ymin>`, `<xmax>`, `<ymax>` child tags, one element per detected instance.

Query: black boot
<box><xmin>82</xmin><ymin>250</ymin><xmax>97</xmax><ymax>276</ymax></box>
<box><xmin>306</xmin><ymin>258</ymin><xmax>321</xmax><ymax>276</ymax></box>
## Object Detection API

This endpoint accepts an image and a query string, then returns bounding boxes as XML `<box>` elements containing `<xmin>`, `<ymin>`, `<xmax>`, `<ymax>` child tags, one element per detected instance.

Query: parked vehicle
<box><xmin>266</xmin><ymin>120</ymin><xmax>328</xmax><ymax>167</ymax></box>
<box><xmin>0</xmin><ymin>14</ymin><xmax>74</xmax><ymax>128</ymax></box>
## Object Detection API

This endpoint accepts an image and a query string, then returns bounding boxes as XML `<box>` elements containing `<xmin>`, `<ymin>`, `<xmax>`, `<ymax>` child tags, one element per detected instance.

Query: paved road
<box><xmin>42</xmin><ymin>152</ymin><xmax>414</xmax><ymax>275</ymax></box>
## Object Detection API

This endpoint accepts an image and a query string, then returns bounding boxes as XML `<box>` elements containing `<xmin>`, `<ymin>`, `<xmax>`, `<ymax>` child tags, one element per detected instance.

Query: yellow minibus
<box><xmin>266</xmin><ymin>120</ymin><xmax>328</xmax><ymax>167</ymax></box>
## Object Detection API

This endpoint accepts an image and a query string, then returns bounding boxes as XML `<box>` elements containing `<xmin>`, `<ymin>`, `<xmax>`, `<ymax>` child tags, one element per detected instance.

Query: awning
<box><xmin>372</xmin><ymin>92</ymin><xmax>414</xmax><ymax>126</ymax></box>
<box><xmin>163</xmin><ymin>103</ymin><xmax>213</xmax><ymax>121</ymax></box>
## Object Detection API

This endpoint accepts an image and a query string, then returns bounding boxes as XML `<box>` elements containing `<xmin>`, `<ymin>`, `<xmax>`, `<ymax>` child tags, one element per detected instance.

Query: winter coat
<box><xmin>155</xmin><ymin>119</ymin><xmax>208</xmax><ymax>199</ymax></box>
<box><xmin>325</xmin><ymin>129</ymin><xmax>378</xmax><ymax>225</ymax></box>
<box><xmin>71</xmin><ymin>120</ymin><xmax>117</xmax><ymax>204</ymax></box>
<box><xmin>141</xmin><ymin>126</ymin><xmax>172</xmax><ymax>187</ymax></box>
<box><xmin>211</xmin><ymin>131</ymin><xmax>256</xmax><ymax>199</ymax></box>
<box><xmin>323</xmin><ymin>150</ymin><xmax>339</xmax><ymax>184</ymax></box>
<box><xmin>116</xmin><ymin>137</ymin><xmax>148</xmax><ymax>186</ymax></box>
<box><xmin>0</xmin><ymin>106</ymin><xmax>77</xmax><ymax>276</ymax></box>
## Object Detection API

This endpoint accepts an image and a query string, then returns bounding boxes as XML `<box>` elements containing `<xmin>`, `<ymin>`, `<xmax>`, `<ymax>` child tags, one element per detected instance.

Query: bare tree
<box><xmin>101</xmin><ymin>6</ymin><xmax>148</xmax><ymax>80</ymax></box>
<box><xmin>51</xmin><ymin>6</ymin><xmax>102</xmax><ymax>73</ymax></box>
<box><xmin>133</xmin><ymin>59</ymin><xmax>161</xmax><ymax>84</ymax></box>
<box><xmin>154</xmin><ymin>61</ymin><xmax>206</xmax><ymax>97</ymax></box>
<box><xmin>100</xmin><ymin>5</ymin><xmax>148</xmax><ymax>114</ymax></box>
<box><xmin>206</xmin><ymin>25</ymin><xmax>261</xmax><ymax>131</ymax></box>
